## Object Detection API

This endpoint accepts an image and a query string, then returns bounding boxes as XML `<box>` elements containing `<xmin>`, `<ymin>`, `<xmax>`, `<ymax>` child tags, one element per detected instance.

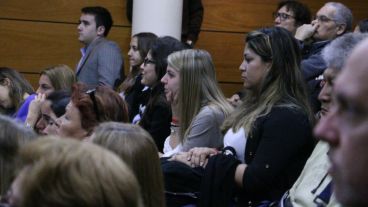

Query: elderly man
<box><xmin>295</xmin><ymin>2</ymin><xmax>352</xmax><ymax>112</ymax></box>
<box><xmin>279</xmin><ymin>33</ymin><xmax>367</xmax><ymax>207</ymax></box>
<box><xmin>314</xmin><ymin>37</ymin><xmax>368</xmax><ymax>207</ymax></box>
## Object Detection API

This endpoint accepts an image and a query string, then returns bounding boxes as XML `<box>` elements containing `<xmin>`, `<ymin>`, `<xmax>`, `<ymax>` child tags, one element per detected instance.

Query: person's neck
<box><xmin>84</xmin><ymin>36</ymin><xmax>102</xmax><ymax>47</ymax></box>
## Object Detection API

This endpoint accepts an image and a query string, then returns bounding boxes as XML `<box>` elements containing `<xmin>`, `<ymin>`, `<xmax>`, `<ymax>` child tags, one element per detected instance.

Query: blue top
<box><xmin>13</xmin><ymin>94</ymin><xmax>36</xmax><ymax>123</ymax></box>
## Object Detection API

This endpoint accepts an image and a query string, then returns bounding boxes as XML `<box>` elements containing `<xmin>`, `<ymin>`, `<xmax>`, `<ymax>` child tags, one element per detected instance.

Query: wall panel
<box><xmin>0</xmin><ymin>0</ymin><xmax>367</xmax><ymax>96</ymax></box>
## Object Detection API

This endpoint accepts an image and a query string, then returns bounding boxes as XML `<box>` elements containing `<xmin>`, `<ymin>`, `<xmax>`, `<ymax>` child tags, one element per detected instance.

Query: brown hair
<box><xmin>118</xmin><ymin>32</ymin><xmax>157</xmax><ymax>93</ymax></box>
<box><xmin>18</xmin><ymin>137</ymin><xmax>143</xmax><ymax>207</ymax></box>
<box><xmin>0</xmin><ymin>67</ymin><xmax>34</xmax><ymax>113</ymax></box>
<box><xmin>0</xmin><ymin>115</ymin><xmax>36</xmax><ymax>196</ymax></box>
<box><xmin>40</xmin><ymin>64</ymin><xmax>75</xmax><ymax>92</ymax></box>
<box><xmin>71</xmin><ymin>83</ymin><xmax>129</xmax><ymax>134</ymax></box>
<box><xmin>91</xmin><ymin>122</ymin><xmax>165</xmax><ymax>207</ymax></box>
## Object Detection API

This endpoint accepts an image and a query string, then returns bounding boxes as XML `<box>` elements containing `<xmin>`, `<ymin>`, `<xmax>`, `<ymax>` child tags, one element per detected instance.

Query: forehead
<box><xmin>279</xmin><ymin>5</ymin><xmax>294</xmax><ymax>15</ymax></box>
<box><xmin>334</xmin><ymin>51</ymin><xmax>368</xmax><ymax>106</ymax></box>
<box><xmin>317</xmin><ymin>4</ymin><xmax>336</xmax><ymax>17</ymax></box>
<box><xmin>41</xmin><ymin>100</ymin><xmax>52</xmax><ymax>112</ymax></box>
<box><xmin>323</xmin><ymin>68</ymin><xmax>338</xmax><ymax>80</ymax></box>
<box><xmin>80</xmin><ymin>13</ymin><xmax>96</xmax><ymax>22</ymax></box>
<box><xmin>244</xmin><ymin>44</ymin><xmax>256</xmax><ymax>55</ymax></box>
<box><xmin>39</xmin><ymin>74</ymin><xmax>51</xmax><ymax>83</ymax></box>
<box><xmin>131</xmin><ymin>37</ymin><xmax>138</xmax><ymax>45</ymax></box>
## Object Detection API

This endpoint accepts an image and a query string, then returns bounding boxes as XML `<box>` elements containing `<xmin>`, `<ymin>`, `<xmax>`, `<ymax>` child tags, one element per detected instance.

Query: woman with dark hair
<box><xmin>173</xmin><ymin>27</ymin><xmax>315</xmax><ymax>206</ymax></box>
<box><xmin>274</xmin><ymin>0</ymin><xmax>311</xmax><ymax>35</ymax></box>
<box><xmin>56</xmin><ymin>83</ymin><xmax>129</xmax><ymax>140</ymax></box>
<box><xmin>32</xmin><ymin>90</ymin><xmax>70</xmax><ymax>135</ymax></box>
<box><xmin>134</xmin><ymin>36</ymin><xmax>186</xmax><ymax>151</ymax></box>
<box><xmin>118</xmin><ymin>32</ymin><xmax>157</xmax><ymax>121</ymax></box>
<box><xmin>0</xmin><ymin>67</ymin><xmax>34</xmax><ymax>122</ymax></box>
<box><xmin>355</xmin><ymin>18</ymin><xmax>368</xmax><ymax>33</ymax></box>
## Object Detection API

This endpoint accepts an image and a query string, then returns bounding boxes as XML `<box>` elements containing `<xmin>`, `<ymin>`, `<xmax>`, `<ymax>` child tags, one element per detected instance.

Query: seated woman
<box><xmin>117</xmin><ymin>32</ymin><xmax>157</xmax><ymax>121</ymax></box>
<box><xmin>134</xmin><ymin>36</ymin><xmax>186</xmax><ymax>151</ymax></box>
<box><xmin>25</xmin><ymin>64</ymin><xmax>75</xmax><ymax>129</ymax></box>
<box><xmin>36</xmin><ymin>64</ymin><xmax>75</xmax><ymax>95</ymax></box>
<box><xmin>91</xmin><ymin>122</ymin><xmax>165</xmax><ymax>207</ymax></box>
<box><xmin>7</xmin><ymin>137</ymin><xmax>143</xmax><ymax>207</ymax></box>
<box><xmin>33</xmin><ymin>90</ymin><xmax>70</xmax><ymax>135</ymax></box>
<box><xmin>0</xmin><ymin>115</ymin><xmax>36</xmax><ymax>201</ymax></box>
<box><xmin>173</xmin><ymin>27</ymin><xmax>315</xmax><ymax>206</ymax></box>
<box><xmin>55</xmin><ymin>83</ymin><xmax>129</xmax><ymax>140</ymax></box>
<box><xmin>0</xmin><ymin>67</ymin><xmax>35</xmax><ymax>122</ymax></box>
<box><xmin>160</xmin><ymin>49</ymin><xmax>233</xmax><ymax>156</ymax></box>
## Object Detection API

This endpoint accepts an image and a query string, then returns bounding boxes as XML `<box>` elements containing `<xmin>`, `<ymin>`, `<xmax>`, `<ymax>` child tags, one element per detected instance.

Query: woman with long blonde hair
<box><xmin>161</xmin><ymin>49</ymin><xmax>233</xmax><ymax>156</ymax></box>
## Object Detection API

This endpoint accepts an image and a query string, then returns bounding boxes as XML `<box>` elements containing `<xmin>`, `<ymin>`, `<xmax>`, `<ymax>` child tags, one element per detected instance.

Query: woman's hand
<box><xmin>25</xmin><ymin>94</ymin><xmax>46</xmax><ymax>128</ymax></box>
<box><xmin>227</xmin><ymin>94</ymin><xmax>242</xmax><ymax>107</ymax></box>
<box><xmin>169</xmin><ymin>152</ymin><xmax>192</xmax><ymax>166</ymax></box>
<box><xmin>186</xmin><ymin>147</ymin><xmax>219</xmax><ymax>167</ymax></box>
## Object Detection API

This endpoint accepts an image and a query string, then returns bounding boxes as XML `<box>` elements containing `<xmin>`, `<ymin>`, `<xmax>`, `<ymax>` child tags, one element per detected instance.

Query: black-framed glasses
<box><xmin>313</xmin><ymin>15</ymin><xmax>336</xmax><ymax>23</ymax></box>
<box><xmin>85</xmin><ymin>89</ymin><xmax>100</xmax><ymax>121</ymax></box>
<box><xmin>143</xmin><ymin>58</ymin><xmax>156</xmax><ymax>66</ymax></box>
<box><xmin>273</xmin><ymin>12</ymin><xmax>295</xmax><ymax>21</ymax></box>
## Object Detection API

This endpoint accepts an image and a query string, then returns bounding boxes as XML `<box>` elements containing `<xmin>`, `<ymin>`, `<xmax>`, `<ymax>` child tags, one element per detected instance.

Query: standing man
<box><xmin>314</xmin><ymin>38</ymin><xmax>368</xmax><ymax>207</ymax></box>
<box><xmin>295</xmin><ymin>2</ymin><xmax>352</xmax><ymax>112</ymax></box>
<box><xmin>76</xmin><ymin>6</ymin><xmax>123</xmax><ymax>89</ymax></box>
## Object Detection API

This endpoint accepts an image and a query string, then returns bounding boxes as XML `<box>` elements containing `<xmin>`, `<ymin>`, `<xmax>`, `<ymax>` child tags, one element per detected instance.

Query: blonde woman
<box><xmin>36</xmin><ymin>64</ymin><xmax>76</xmax><ymax>95</ymax></box>
<box><xmin>161</xmin><ymin>49</ymin><xmax>233</xmax><ymax>156</ymax></box>
<box><xmin>8</xmin><ymin>137</ymin><xmax>143</xmax><ymax>207</ymax></box>
<box><xmin>91</xmin><ymin>122</ymin><xmax>165</xmax><ymax>207</ymax></box>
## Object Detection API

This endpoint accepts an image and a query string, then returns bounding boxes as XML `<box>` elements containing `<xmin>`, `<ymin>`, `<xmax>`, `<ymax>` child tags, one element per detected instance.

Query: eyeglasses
<box><xmin>143</xmin><ymin>58</ymin><xmax>156</xmax><ymax>66</ymax></box>
<box><xmin>85</xmin><ymin>89</ymin><xmax>100</xmax><ymax>121</ymax></box>
<box><xmin>314</xmin><ymin>15</ymin><xmax>336</xmax><ymax>23</ymax></box>
<box><xmin>273</xmin><ymin>12</ymin><xmax>295</xmax><ymax>21</ymax></box>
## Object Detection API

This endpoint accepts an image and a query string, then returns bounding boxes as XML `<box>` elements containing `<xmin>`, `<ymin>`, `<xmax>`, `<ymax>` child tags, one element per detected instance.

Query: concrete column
<box><xmin>132</xmin><ymin>0</ymin><xmax>183</xmax><ymax>41</ymax></box>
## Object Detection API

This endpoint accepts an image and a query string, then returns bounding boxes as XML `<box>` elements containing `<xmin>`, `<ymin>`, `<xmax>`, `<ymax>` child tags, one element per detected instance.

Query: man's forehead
<box><xmin>317</xmin><ymin>4</ymin><xmax>336</xmax><ymax>17</ymax></box>
<box><xmin>335</xmin><ymin>40</ymin><xmax>368</xmax><ymax>101</ymax></box>
<box><xmin>80</xmin><ymin>13</ymin><xmax>95</xmax><ymax>21</ymax></box>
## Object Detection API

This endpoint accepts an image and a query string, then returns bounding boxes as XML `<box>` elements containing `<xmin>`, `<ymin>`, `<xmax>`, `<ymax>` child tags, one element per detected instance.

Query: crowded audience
<box><xmin>1</xmin><ymin>1</ymin><xmax>368</xmax><ymax>207</ymax></box>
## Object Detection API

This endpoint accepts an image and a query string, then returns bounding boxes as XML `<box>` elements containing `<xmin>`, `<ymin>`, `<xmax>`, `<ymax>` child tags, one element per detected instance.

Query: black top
<box><xmin>240</xmin><ymin>106</ymin><xmax>315</xmax><ymax>206</ymax></box>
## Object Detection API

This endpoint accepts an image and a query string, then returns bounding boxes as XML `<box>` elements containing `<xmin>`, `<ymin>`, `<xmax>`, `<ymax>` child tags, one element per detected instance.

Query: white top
<box><xmin>223</xmin><ymin>127</ymin><xmax>247</xmax><ymax>163</ymax></box>
<box><xmin>162</xmin><ymin>136</ymin><xmax>182</xmax><ymax>157</ymax></box>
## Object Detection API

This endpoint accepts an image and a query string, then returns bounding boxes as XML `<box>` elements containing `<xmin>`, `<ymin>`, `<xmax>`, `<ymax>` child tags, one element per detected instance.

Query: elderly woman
<box><xmin>55</xmin><ymin>83</ymin><xmax>129</xmax><ymax>140</ymax></box>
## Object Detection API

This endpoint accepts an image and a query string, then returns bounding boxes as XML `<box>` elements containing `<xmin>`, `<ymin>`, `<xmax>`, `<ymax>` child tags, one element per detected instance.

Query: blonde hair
<box><xmin>0</xmin><ymin>115</ymin><xmax>36</xmax><ymax>196</ymax></box>
<box><xmin>167</xmin><ymin>49</ymin><xmax>233</xmax><ymax>143</ymax></box>
<box><xmin>41</xmin><ymin>64</ymin><xmax>76</xmax><ymax>92</ymax></box>
<box><xmin>91</xmin><ymin>122</ymin><xmax>165</xmax><ymax>207</ymax></box>
<box><xmin>222</xmin><ymin>27</ymin><xmax>313</xmax><ymax>134</ymax></box>
<box><xmin>18</xmin><ymin>137</ymin><xmax>143</xmax><ymax>207</ymax></box>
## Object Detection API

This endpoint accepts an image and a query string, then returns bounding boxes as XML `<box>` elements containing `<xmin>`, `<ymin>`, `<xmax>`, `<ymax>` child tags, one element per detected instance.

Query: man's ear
<box><xmin>97</xmin><ymin>26</ymin><xmax>106</xmax><ymax>36</ymax></box>
<box><xmin>336</xmin><ymin>23</ymin><xmax>347</xmax><ymax>36</ymax></box>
